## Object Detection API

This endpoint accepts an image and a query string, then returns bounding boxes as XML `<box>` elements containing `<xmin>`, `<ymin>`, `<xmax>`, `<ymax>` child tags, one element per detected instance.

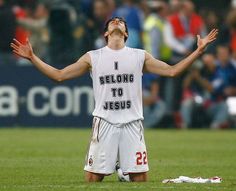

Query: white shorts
<box><xmin>84</xmin><ymin>117</ymin><xmax>149</xmax><ymax>175</ymax></box>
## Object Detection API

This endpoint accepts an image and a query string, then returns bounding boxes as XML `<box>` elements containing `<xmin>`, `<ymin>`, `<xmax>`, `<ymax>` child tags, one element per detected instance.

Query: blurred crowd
<box><xmin>1</xmin><ymin>0</ymin><xmax>236</xmax><ymax>129</ymax></box>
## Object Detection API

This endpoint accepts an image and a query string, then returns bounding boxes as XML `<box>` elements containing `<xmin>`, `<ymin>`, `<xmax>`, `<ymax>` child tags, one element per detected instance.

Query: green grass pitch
<box><xmin>0</xmin><ymin>128</ymin><xmax>236</xmax><ymax>191</ymax></box>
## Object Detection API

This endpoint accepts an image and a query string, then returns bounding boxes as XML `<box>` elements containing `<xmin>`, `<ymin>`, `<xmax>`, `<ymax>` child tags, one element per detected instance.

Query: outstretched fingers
<box><xmin>12</xmin><ymin>49</ymin><xmax>19</xmax><ymax>54</ymax></box>
<box><xmin>12</xmin><ymin>49</ymin><xmax>27</xmax><ymax>59</ymax></box>
<box><xmin>10</xmin><ymin>42</ymin><xmax>19</xmax><ymax>50</ymax></box>
<box><xmin>10</xmin><ymin>38</ymin><xmax>32</xmax><ymax>59</ymax></box>
<box><xmin>12</xmin><ymin>49</ymin><xmax>21</xmax><ymax>57</ymax></box>
<box><xmin>208</xmin><ymin>29</ymin><xmax>218</xmax><ymax>39</ymax></box>
<box><xmin>10</xmin><ymin>39</ymin><xmax>22</xmax><ymax>52</ymax></box>
<box><xmin>13</xmin><ymin>38</ymin><xmax>22</xmax><ymax>46</ymax></box>
<box><xmin>208</xmin><ymin>28</ymin><xmax>217</xmax><ymax>35</ymax></box>
<box><xmin>208</xmin><ymin>38</ymin><xmax>217</xmax><ymax>43</ymax></box>
<box><xmin>11</xmin><ymin>40</ymin><xmax>21</xmax><ymax>55</ymax></box>
<box><xmin>207</xmin><ymin>29</ymin><xmax>218</xmax><ymax>43</ymax></box>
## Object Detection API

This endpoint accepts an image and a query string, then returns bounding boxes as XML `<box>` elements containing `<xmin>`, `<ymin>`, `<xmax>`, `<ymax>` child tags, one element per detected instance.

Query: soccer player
<box><xmin>10</xmin><ymin>17</ymin><xmax>218</xmax><ymax>182</ymax></box>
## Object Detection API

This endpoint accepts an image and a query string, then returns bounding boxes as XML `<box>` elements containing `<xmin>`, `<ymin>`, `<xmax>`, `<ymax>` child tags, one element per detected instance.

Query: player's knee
<box><xmin>129</xmin><ymin>172</ymin><xmax>148</xmax><ymax>182</ymax></box>
<box><xmin>85</xmin><ymin>172</ymin><xmax>104</xmax><ymax>182</ymax></box>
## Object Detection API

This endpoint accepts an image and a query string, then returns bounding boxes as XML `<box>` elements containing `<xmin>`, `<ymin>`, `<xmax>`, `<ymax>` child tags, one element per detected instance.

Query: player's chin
<box><xmin>111</xmin><ymin>28</ymin><xmax>125</xmax><ymax>35</ymax></box>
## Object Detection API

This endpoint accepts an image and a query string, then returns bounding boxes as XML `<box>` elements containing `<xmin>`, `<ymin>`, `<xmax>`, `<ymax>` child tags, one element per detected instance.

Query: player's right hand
<box><xmin>10</xmin><ymin>38</ymin><xmax>33</xmax><ymax>60</ymax></box>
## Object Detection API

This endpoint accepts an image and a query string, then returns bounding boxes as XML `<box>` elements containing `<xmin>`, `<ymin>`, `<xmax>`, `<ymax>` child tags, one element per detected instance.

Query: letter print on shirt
<box><xmin>114</xmin><ymin>61</ymin><xmax>118</xmax><ymax>70</ymax></box>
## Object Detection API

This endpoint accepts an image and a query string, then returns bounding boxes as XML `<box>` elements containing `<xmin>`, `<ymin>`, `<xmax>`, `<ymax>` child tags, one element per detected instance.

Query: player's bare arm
<box><xmin>10</xmin><ymin>38</ymin><xmax>91</xmax><ymax>82</ymax></box>
<box><xmin>144</xmin><ymin>29</ymin><xmax>218</xmax><ymax>77</ymax></box>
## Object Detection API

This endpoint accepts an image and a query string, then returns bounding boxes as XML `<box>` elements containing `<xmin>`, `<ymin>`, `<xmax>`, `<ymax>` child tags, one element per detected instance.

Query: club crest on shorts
<box><xmin>88</xmin><ymin>155</ymin><xmax>93</xmax><ymax>166</ymax></box>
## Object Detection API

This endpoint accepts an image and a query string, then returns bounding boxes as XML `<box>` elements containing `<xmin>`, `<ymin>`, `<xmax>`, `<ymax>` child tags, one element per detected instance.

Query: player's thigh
<box><xmin>84</xmin><ymin>117</ymin><xmax>120</xmax><ymax>174</ymax></box>
<box><xmin>119</xmin><ymin>120</ymin><xmax>149</xmax><ymax>174</ymax></box>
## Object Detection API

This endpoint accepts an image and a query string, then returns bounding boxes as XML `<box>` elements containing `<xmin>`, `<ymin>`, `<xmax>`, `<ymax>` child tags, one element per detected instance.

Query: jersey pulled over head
<box><xmin>103</xmin><ymin>17</ymin><xmax>129</xmax><ymax>43</ymax></box>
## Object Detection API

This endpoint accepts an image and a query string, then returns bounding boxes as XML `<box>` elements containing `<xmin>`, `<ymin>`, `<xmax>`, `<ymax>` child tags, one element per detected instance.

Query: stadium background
<box><xmin>1</xmin><ymin>0</ymin><xmax>236</xmax><ymax>128</ymax></box>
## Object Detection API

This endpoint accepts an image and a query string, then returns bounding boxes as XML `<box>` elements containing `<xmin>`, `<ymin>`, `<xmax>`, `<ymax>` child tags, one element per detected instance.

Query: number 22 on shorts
<box><xmin>136</xmin><ymin>151</ymin><xmax>147</xmax><ymax>165</ymax></box>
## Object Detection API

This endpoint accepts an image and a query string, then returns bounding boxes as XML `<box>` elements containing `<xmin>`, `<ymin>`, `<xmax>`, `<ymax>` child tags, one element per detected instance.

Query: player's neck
<box><xmin>107</xmin><ymin>34</ymin><xmax>125</xmax><ymax>50</ymax></box>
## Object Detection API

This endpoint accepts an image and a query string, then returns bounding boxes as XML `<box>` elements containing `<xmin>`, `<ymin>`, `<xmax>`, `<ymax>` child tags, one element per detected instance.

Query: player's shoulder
<box><xmin>125</xmin><ymin>47</ymin><xmax>146</xmax><ymax>64</ymax></box>
<box><xmin>88</xmin><ymin>47</ymin><xmax>104</xmax><ymax>55</ymax></box>
<box><xmin>125</xmin><ymin>46</ymin><xmax>146</xmax><ymax>54</ymax></box>
<box><xmin>87</xmin><ymin>47</ymin><xmax>108</xmax><ymax>61</ymax></box>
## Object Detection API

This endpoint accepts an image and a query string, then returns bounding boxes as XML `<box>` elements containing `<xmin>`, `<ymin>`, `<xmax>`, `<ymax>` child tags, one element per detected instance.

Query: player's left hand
<box><xmin>197</xmin><ymin>29</ymin><xmax>218</xmax><ymax>53</ymax></box>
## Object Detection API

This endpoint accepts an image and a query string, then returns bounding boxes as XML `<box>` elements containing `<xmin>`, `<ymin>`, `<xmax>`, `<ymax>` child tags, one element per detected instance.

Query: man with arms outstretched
<box><xmin>11</xmin><ymin>17</ymin><xmax>218</xmax><ymax>182</ymax></box>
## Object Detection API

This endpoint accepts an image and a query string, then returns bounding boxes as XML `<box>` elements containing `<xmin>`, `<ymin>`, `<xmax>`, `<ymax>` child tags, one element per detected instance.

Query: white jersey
<box><xmin>88</xmin><ymin>46</ymin><xmax>145</xmax><ymax>124</ymax></box>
